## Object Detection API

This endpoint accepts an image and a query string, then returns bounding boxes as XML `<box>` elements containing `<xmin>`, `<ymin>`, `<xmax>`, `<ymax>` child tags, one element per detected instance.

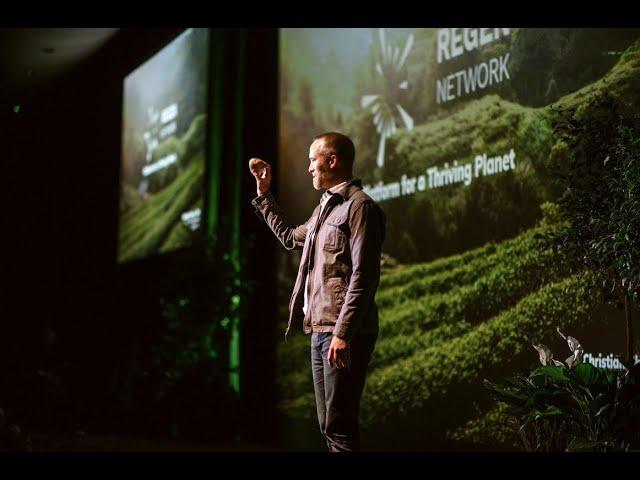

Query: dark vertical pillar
<box><xmin>238</xmin><ymin>28</ymin><xmax>279</xmax><ymax>446</ymax></box>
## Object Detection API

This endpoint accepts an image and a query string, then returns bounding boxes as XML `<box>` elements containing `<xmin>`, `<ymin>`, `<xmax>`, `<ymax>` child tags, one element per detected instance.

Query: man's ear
<box><xmin>328</xmin><ymin>154</ymin><xmax>338</xmax><ymax>169</ymax></box>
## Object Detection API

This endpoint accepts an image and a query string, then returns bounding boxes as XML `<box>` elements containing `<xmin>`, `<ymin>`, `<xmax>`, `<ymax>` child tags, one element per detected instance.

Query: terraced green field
<box><xmin>277</xmin><ymin>217</ymin><xmax>598</xmax><ymax>432</ymax></box>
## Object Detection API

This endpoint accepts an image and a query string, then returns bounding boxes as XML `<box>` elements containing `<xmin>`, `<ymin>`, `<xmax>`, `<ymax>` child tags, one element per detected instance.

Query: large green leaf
<box><xmin>531</xmin><ymin>373</ymin><xmax>552</xmax><ymax>387</ymax></box>
<box><xmin>531</xmin><ymin>365</ymin><xmax>569</xmax><ymax>381</ymax></box>
<box><xmin>572</xmin><ymin>363</ymin><xmax>606</xmax><ymax>386</ymax></box>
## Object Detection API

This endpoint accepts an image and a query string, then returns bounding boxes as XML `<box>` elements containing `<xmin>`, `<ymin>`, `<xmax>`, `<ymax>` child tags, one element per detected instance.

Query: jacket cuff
<box><xmin>251</xmin><ymin>191</ymin><xmax>274</xmax><ymax>208</ymax></box>
<box><xmin>332</xmin><ymin>325</ymin><xmax>352</xmax><ymax>343</ymax></box>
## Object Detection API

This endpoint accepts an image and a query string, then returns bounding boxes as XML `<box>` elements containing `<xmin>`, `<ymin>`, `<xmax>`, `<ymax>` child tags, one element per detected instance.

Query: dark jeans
<box><xmin>310</xmin><ymin>331</ymin><xmax>377</xmax><ymax>452</ymax></box>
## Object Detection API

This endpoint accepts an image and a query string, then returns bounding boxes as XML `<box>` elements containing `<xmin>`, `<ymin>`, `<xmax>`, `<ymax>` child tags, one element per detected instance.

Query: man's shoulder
<box><xmin>344</xmin><ymin>190</ymin><xmax>385</xmax><ymax>225</ymax></box>
<box><xmin>347</xmin><ymin>188</ymin><xmax>376</xmax><ymax>207</ymax></box>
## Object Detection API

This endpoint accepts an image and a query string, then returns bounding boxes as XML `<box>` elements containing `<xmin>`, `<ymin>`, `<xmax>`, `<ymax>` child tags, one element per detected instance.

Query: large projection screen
<box><xmin>118</xmin><ymin>28</ymin><xmax>209</xmax><ymax>264</ymax></box>
<box><xmin>277</xmin><ymin>28</ymin><xmax>640</xmax><ymax>449</ymax></box>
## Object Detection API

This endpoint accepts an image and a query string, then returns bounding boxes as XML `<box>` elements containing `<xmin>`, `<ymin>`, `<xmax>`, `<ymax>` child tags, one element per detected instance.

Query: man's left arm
<box><xmin>333</xmin><ymin>200</ymin><xmax>385</xmax><ymax>343</ymax></box>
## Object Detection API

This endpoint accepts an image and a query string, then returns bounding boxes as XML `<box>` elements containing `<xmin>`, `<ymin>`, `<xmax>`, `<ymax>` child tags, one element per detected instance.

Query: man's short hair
<box><xmin>313</xmin><ymin>132</ymin><xmax>355</xmax><ymax>171</ymax></box>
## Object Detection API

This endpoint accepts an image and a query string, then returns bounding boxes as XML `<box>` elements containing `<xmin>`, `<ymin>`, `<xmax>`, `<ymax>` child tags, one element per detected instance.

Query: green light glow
<box><xmin>13</xmin><ymin>105</ymin><xmax>20</xmax><ymax>113</ymax></box>
<box><xmin>206</xmin><ymin>30</ymin><xmax>242</xmax><ymax>395</ymax></box>
<box><xmin>231</xmin><ymin>295</ymin><xmax>240</xmax><ymax>308</ymax></box>
<box><xmin>228</xmin><ymin>29</ymin><xmax>247</xmax><ymax>396</ymax></box>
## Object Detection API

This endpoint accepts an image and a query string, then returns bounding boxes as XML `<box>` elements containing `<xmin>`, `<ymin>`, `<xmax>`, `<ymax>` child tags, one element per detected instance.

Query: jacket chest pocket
<box><xmin>322</xmin><ymin>216</ymin><xmax>348</xmax><ymax>252</ymax></box>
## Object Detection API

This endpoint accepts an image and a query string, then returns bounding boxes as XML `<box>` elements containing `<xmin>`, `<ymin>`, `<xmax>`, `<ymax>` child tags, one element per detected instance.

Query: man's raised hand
<box><xmin>249</xmin><ymin>157</ymin><xmax>271</xmax><ymax>197</ymax></box>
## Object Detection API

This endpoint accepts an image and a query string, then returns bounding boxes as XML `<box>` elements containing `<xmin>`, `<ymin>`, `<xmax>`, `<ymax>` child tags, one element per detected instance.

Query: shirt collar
<box><xmin>320</xmin><ymin>179</ymin><xmax>351</xmax><ymax>207</ymax></box>
<box><xmin>328</xmin><ymin>179</ymin><xmax>351</xmax><ymax>194</ymax></box>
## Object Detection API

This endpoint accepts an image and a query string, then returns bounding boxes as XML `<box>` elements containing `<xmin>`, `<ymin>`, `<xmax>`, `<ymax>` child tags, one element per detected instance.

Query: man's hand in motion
<box><xmin>249</xmin><ymin>157</ymin><xmax>271</xmax><ymax>197</ymax></box>
<box><xmin>328</xmin><ymin>335</ymin><xmax>350</xmax><ymax>369</ymax></box>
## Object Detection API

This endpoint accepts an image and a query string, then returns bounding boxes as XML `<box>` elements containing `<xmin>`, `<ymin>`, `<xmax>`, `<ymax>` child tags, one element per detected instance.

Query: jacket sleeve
<box><xmin>251</xmin><ymin>191</ymin><xmax>311</xmax><ymax>251</ymax></box>
<box><xmin>333</xmin><ymin>200</ymin><xmax>386</xmax><ymax>342</ymax></box>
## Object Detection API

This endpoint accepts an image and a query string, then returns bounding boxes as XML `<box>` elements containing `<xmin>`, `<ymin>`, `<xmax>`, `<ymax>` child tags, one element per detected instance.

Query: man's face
<box><xmin>308</xmin><ymin>140</ymin><xmax>333</xmax><ymax>190</ymax></box>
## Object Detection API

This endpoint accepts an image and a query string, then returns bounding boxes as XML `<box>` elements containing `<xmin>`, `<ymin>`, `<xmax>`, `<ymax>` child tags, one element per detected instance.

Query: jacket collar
<box><xmin>325</xmin><ymin>178</ymin><xmax>362</xmax><ymax>203</ymax></box>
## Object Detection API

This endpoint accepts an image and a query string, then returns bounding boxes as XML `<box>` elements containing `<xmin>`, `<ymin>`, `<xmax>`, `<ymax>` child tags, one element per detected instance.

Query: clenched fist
<box><xmin>249</xmin><ymin>157</ymin><xmax>271</xmax><ymax>197</ymax></box>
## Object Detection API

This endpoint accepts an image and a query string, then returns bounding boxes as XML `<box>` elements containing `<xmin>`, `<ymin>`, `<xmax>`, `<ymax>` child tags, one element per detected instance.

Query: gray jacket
<box><xmin>252</xmin><ymin>178</ymin><xmax>386</xmax><ymax>342</ymax></box>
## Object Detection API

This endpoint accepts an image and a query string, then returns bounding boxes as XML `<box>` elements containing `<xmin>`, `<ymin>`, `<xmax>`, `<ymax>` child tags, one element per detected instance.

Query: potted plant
<box><xmin>484</xmin><ymin>328</ymin><xmax>640</xmax><ymax>451</ymax></box>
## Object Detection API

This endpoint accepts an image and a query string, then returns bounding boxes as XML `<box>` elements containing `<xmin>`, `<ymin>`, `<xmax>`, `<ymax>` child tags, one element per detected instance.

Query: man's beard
<box><xmin>312</xmin><ymin>170</ymin><xmax>328</xmax><ymax>190</ymax></box>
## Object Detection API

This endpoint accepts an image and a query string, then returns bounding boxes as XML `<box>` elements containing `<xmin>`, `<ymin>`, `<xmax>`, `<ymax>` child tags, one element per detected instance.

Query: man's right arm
<box><xmin>249</xmin><ymin>157</ymin><xmax>310</xmax><ymax>250</ymax></box>
<box><xmin>252</xmin><ymin>192</ymin><xmax>310</xmax><ymax>250</ymax></box>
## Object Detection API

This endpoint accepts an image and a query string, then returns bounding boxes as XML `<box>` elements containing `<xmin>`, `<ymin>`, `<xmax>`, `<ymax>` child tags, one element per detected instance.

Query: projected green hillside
<box><xmin>277</xmin><ymin>213</ymin><xmax>598</xmax><ymax>443</ymax></box>
<box><xmin>118</xmin><ymin>114</ymin><xmax>205</xmax><ymax>263</ymax></box>
<box><xmin>275</xmin><ymin>39</ymin><xmax>640</xmax><ymax>448</ymax></box>
<box><xmin>371</xmin><ymin>39</ymin><xmax>640</xmax><ymax>263</ymax></box>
